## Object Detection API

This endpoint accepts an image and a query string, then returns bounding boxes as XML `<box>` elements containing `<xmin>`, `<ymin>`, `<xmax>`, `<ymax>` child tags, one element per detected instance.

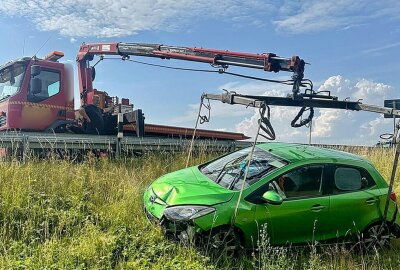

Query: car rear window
<box><xmin>335</xmin><ymin>168</ymin><xmax>362</xmax><ymax>191</ymax></box>
<box><xmin>333</xmin><ymin>166</ymin><xmax>375</xmax><ymax>194</ymax></box>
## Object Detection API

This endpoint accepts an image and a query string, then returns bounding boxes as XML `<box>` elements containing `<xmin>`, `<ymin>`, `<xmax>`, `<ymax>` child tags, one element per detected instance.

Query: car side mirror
<box><xmin>262</xmin><ymin>190</ymin><xmax>283</xmax><ymax>205</ymax></box>
<box><xmin>31</xmin><ymin>65</ymin><xmax>41</xmax><ymax>77</ymax></box>
<box><xmin>30</xmin><ymin>77</ymin><xmax>42</xmax><ymax>94</ymax></box>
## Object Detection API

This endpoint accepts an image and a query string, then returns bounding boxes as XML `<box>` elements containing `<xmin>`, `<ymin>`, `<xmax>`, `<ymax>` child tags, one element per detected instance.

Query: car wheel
<box><xmin>203</xmin><ymin>227</ymin><xmax>242</xmax><ymax>256</ymax></box>
<box><xmin>360</xmin><ymin>223</ymin><xmax>393</xmax><ymax>251</ymax></box>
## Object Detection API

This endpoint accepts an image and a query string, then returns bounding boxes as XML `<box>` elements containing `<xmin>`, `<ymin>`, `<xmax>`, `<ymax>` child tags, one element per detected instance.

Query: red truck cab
<box><xmin>0</xmin><ymin>53</ymin><xmax>75</xmax><ymax>132</ymax></box>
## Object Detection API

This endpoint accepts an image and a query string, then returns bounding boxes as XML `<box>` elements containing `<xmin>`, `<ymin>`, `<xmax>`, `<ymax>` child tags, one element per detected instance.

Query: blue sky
<box><xmin>0</xmin><ymin>0</ymin><xmax>399</xmax><ymax>145</ymax></box>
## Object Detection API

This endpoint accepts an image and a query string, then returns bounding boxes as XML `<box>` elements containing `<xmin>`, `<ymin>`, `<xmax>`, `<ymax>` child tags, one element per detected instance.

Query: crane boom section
<box><xmin>204</xmin><ymin>92</ymin><xmax>400</xmax><ymax>117</ymax></box>
<box><xmin>78</xmin><ymin>42</ymin><xmax>301</xmax><ymax>72</ymax></box>
<box><xmin>117</xmin><ymin>43</ymin><xmax>300</xmax><ymax>72</ymax></box>
<box><xmin>77</xmin><ymin>42</ymin><xmax>304</xmax><ymax>105</ymax></box>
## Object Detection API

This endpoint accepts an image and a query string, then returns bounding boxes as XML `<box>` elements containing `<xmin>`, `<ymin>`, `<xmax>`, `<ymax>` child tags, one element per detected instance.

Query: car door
<box><xmin>251</xmin><ymin>164</ymin><xmax>331</xmax><ymax>245</ymax></box>
<box><xmin>326</xmin><ymin>165</ymin><xmax>380</xmax><ymax>241</ymax></box>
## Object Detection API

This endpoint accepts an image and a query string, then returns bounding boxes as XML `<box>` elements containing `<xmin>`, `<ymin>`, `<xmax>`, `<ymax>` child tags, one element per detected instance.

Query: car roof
<box><xmin>256</xmin><ymin>142</ymin><xmax>368</xmax><ymax>164</ymax></box>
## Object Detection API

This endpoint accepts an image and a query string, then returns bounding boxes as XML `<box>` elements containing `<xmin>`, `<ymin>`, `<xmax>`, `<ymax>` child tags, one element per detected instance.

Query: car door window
<box><xmin>269</xmin><ymin>165</ymin><xmax>324</xmax><ymax>199</ymax></box>
<box><xmin>333</xmin><ymin>166</ymin><xmax>375</xmax><ymax>194</ymax></box>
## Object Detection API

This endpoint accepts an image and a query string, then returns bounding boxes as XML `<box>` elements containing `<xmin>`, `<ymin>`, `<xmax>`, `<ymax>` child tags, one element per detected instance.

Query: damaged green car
<box><xmin>143</xmin><ymin>143</ymin><xmax>400</xmax><ymax>250</ymax></box>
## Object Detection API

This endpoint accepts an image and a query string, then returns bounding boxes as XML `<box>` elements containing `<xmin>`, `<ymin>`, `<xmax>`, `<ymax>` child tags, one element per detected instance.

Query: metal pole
<box><xmin>116</xmin><ymin>113</ymin><xmax>123</xmax><ymax>158</ymax></box>
<box><xmin>393</xmin><ymin>101</ymin><xmax>396</xmax><ymax>138</ymax></box>
<box><xmin>383</xmin><ymin>143</ymin><xmax>400</xmax><ymax>220</ymax></box>
<box><xmin>22</xmin><ymin>134</ymin><xmax>27</xmax><ymax>163</ymax></box>
<box><xmin>308</xmin><ymin>120</ymin><xmax>312</xmax><ymax>145</ymax></box>
<box><xmin>383</xmin><ymin>120</ymin><xmax>400</xmax><ymax>221</ymax></box>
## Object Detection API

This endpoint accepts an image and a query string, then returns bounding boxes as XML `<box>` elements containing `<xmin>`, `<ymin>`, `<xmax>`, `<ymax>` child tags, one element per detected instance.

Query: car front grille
<box><xmin>144</xmin><ymin>208</ymin><xmax>160</xmax><ymax>224</ymax></box>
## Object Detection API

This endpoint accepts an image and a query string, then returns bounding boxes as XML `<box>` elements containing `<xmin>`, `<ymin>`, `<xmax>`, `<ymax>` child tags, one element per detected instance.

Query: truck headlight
<box><xmin>163</xmin><ymin>205</ymin><xmax>215</xmax><ymax>222</ymax></box>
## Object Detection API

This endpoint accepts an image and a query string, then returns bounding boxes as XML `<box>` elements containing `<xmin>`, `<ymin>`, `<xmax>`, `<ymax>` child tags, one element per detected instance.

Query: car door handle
<box><xmin>366</xmin><ymin>198</ymin><xmax>378</xmax><ymax>205</ymax></box>
<box><xmin>311</xmin><ymin>204</ymin><xmax>325</xmax><ymax>212</ymax></box>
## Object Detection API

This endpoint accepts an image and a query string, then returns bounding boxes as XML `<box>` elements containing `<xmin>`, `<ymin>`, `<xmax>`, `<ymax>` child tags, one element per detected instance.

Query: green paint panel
<box><xmin>144</xmin><ymin>143</ymin><xmax>400</xmax><ymax>247</ymax></box>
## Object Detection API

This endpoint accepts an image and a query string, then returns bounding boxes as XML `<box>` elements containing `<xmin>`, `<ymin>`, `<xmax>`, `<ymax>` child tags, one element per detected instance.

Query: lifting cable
<box><xmin>202</xmin><ymin>103</ymin><xmax>268</xmax><ymax>247</ymax></box>
<box><xmin>185</xmin><ymin>95</ymin><xmax>211</xmax><ymax>168</ymax></box>
<box><xmin>104</xmin><ymin>55</ymin><xmax>316</xmax><ymax>133</ymax></box>
<box><xmin>100</xmin><ymin>57</ymin><xmax>312</xmax><ymax>89</ymax></box>
<box><xmin>232</xmin><ymin>103</ymin><xmax>268</xmax><ymax>225</ymax></box>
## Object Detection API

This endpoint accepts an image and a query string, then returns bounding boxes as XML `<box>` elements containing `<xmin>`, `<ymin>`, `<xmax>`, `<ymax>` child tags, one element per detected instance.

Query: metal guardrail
<box><xmin>0</xmin><ymin>131</ymin><xmax>252</xmax><ymax>157</ymax></box>
<box><xmin>0</xmin><ymin>131</ymin><xmax>383</xmax><ymax>159</ymax></box>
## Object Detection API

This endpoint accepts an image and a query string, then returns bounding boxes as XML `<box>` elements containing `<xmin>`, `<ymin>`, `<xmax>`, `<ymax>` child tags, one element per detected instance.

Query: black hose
<box><xmin>291</xmin><ymin>107</ymin><xmax>314</xmax><ymax>128</ymax></box>
<box><xmin>259</xmin><ymin>105</ymin><xmax>276</xmax><ymax>140</ymax></box>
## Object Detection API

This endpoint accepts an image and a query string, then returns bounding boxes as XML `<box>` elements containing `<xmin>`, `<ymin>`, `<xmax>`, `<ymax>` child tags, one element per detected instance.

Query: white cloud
<box><xmin>274</xmin><ymin>0</ymin><xmax>400</xmax><ymax>33</ymax></box>
<box><xmin>0</xmin><ymin>0</ymin><xmax>272</xmax><ymax>37</ymax></box>
<box><xmin>362</xmin><ymin>42</ymin><xmax>400</xmax><ymax>54</ymax></box>
<box><xmin>167</xmin><ymin>81</ymin><xmax>289</xmax><ymax>126</ymax></box>
<box><xmin>157</xmin><ymin>75</ymin><xmax>395</xmax><ymax>145</ymax></box>
<box><xmin>1</xmin><ymin>0</ymin><xmax>398</xmax><ymax>37</ymax></box>
<box><xmin>235</xmin><ymin>103</ymin><xmax>303</xmax><ymax>142</ymax></box>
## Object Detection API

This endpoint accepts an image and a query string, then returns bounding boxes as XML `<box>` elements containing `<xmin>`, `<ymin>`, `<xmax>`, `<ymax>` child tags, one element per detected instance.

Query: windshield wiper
<box><xmin>215</xmin><ymin>156</ymin><xmax>247</xmax><ymax>184</ymax></box>
<box><xmin>228</xmin><ymin>163</ymin><xmax>275</xmax><ymax>190</ymax></box>
<box><xmin>0</xmin><ymin>95</ymin><xmax>10</xmax><ymax>102</ymax></box>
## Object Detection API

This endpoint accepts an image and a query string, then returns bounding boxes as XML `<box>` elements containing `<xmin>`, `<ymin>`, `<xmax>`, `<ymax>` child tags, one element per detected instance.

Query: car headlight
<box><xmin>163</xmin><ymin>205</ymin><xmax>215</xmax><ymax>222</ymax></box>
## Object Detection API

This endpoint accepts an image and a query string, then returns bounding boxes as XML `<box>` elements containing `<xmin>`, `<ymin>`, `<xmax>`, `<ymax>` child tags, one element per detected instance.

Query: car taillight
<box><xmin>390</xmin><ymin>192</ymin><xmax>397</xmax><ymax>202</ymax></box>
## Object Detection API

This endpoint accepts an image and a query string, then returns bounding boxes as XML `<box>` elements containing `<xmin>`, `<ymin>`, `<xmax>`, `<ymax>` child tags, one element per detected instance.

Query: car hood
<box><xmin>149</xmin><ymin>166</ymin><xmax>234</xmax><ymax>207</ymax></box>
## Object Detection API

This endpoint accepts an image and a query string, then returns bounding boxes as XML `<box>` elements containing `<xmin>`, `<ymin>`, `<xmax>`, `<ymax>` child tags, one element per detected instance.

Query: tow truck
<box><xmin>0</xmin><ymin>42</ymin><xmax>303</xmax><ymax>156</ymax></box>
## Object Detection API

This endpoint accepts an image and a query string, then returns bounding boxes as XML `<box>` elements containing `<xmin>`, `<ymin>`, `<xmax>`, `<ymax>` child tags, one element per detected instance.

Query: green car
<box><xmin>143</xmin><ymin>143</ymin><xmax>400</xmax><ymax>249</ymax></box>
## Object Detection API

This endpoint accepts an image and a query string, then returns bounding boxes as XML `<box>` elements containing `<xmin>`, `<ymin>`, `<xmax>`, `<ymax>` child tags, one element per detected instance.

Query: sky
<box><xmin>0</xmin><ymin>0</ymin><xmax>399</xmax><ymax>145</ymax></box>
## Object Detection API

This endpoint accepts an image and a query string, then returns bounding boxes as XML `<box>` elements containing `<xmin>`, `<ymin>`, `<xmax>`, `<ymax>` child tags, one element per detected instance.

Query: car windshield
<box><xmin>0</xmin><ymin>61</ymin><xmax>28</xmax><ymax>101</ymax></box>
<box><xmin>200</xmin><ymin>147</ymin><xmax>287</xmax><ymax>190</ymax></box>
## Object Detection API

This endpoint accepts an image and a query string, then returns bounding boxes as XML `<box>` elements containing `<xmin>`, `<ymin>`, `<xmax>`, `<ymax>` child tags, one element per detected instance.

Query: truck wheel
<box><xmin>83</xmin><ymin>105</ymin><xmax>104</xmax><ymax>135</ymax></box>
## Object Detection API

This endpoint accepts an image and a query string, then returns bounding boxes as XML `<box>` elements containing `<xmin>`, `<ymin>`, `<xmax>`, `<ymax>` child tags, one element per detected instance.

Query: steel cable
<box><xmin>101</xmin><ymin>57</ymin><xmax>311</xmax><ymax>88</ymax></box>
<box><xmin>185</xmin><ymin>95</ymin><xmax>210</xmax><ymax>168</ymax></box>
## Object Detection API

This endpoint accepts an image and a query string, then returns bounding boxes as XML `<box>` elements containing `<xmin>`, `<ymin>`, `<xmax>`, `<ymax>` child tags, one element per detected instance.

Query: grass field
<box><xmin>0</xmin><ymin>147</ymin><xmax>400</xmax><ymax>269</ymax></box>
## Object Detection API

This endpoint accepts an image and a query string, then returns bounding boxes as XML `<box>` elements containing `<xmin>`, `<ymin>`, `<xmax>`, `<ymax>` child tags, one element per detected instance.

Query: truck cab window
<box><xmin>0</xmin><ymin>62</ymin><xmax>27</xmax><ymax>100</ymax></box>
<box><xmin>30</xmin><ymin>70</ymin><xmax>60</xmax><ymax>101</ymax></box>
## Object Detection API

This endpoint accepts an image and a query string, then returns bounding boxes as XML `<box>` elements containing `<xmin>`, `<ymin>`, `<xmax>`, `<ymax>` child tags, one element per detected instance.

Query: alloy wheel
<box><xmin>362</xmin><ymin>223</ymin><xmax>392</xmax><ymax>251</ymax></box>
<box><xmin>204</xmin><ymin>228</ymin><xmax>242</xmax><ymax>256</ymax></box>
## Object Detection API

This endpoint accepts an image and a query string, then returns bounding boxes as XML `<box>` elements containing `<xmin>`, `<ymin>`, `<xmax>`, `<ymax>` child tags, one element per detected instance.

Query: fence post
<box><xmin>116</xmin><ymin>113</ymin><xmax>123</xmax><ymax>158</ymax></box>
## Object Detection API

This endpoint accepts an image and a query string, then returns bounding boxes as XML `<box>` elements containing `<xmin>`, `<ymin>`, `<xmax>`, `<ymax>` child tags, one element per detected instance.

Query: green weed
<box><xmin>0</xmin><ymin>147</ymin><xmax>399</xmax><ymax>269</ymax></box>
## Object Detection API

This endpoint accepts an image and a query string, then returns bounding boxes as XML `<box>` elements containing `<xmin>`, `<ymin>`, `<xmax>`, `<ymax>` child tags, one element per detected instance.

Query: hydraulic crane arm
<box><xmin>77</xmin><ymin>42</ymin><xmax>305</xmax><ymax>105</ymax></box>
<box><xmin>204</xmin><ymin>91</ymin><xmax>400</xmax><ymax>117</ymax></box>
<box><xmin>116</xmin><ymin>43</ymin><xmax>301</xmax><ymax>72</ymax></box>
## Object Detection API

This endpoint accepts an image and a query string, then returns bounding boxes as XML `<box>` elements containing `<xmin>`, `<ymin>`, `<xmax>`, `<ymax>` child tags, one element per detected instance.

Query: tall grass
<box><xmin>0</xmin><ymin>147</ymin><xmax>399</xmax><ymax>269</ymax></box>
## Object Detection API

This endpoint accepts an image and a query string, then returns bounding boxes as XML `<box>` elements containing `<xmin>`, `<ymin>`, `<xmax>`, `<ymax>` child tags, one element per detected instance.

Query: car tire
<box><xmin>202</xmin><ymin>227</ymin><xmax>242</xmax><ymax>256</ymax></box>
<box><xmin>356</xmin><ymin>223</ymin><xmax>393</xmax><ymax>252</ymax></box>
